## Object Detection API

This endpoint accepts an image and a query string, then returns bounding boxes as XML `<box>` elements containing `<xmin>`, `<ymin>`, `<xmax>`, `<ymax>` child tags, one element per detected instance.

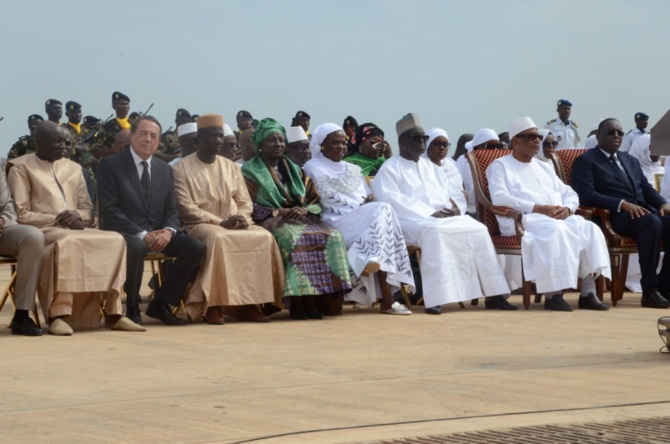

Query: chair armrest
<box><xmin>591</xmin><ymin>207</ymin><xmax>623</xmax><ymax>246</ymax></box>
<box><xmin>575</xmin><ymin>206</ymin><xmax>593</xmax><ymax>220</ymax></box>
<box><xmin>491</xmin><ymin>205</ymin><xmax>525</xmax><ymax>238</ymax></box>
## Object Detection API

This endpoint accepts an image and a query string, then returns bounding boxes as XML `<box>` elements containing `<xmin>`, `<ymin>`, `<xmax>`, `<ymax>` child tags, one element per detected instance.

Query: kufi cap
<box><xmin>557</xmin><ymin>99</ymin><xmax>572</xmax><ymax>107</ymax></box>
<box><xmin>65</xmin><ymin>101</ymin><xmax>81</xmax><ymax>111</ymax></box>
<box><xmin>472</xmin><ymin>128</ymin><xmax>499</xmax><ymax>147</ymax></box>
<box><xmin>45</xmin><ymin>99</ymin><xmax>62</xmax><ymax>107</ymax></box>
<box><xmin>28</xmin><ymin>114</ymin><xmax>44</xmax><ymax>124</ymax></box>
<box><xmin>176</xmin><ymin>108</ymin><xmax>191</xmax><ymax>119</ymax></box>
<box><xmin>295</xmin><ymin>110</ymin><xmax>311</xmax><ymax>119</ymax></box>
<box><xmin>395</xmin><ymin>113</ymin><xmax>423</xmax><ymax>137</ymax></box>
<box><xmin>177</xmin><ymin>122</ymin><xmax>198</xmax><ymax>137</ymax></box>
<box><xmin>425</xmin><ymin>127</ymin><xmax>449</xmax><ymax>150</ymax></box>
<box><xmin>223</xmin><ymin>123</ymin><xmax>234</xmax><ymax>137</ymax></box>
<box><xmin>465</xmin><ymin>141</ymin><xmax>474</xmax><ymax>153</ymax></box>
<box><xmin>237</xmin><ymin>110</ymin><xmax>252</xmax><ymax>118</ymax></box>
<box><xmin>343</xmin><ymin>115</ymin><xmax>358</xmax><ymax>127</ymax></box>
<box><xmin>112</xmin><ymin>91</ymin><xmax>130</xmax><ymax>102</ymax></box>
<box><xmin>286</xmin><ymin>126</ymin><xmax>309</xmax><ymax>143</ymax></box>
<box><xmin>197</xmin><ymin>113</ymin><xmax>224</xmax><ymax>130</ymax></box>
<box><xmin>635</xmin><ymin>112</ymin><xmax>649</xmax><ymax>120</ymax></box>
<box><xmin>509</xmin><ymin>117</ymin><xmax>538</xmax><ymax>140</ymax></box>
<box><xmin>83</xmin><ymin>115</ymin><xmax>99</xmax><ymax>125</ymax></box>
<box><xmin>309</xmin><ymin>123</ymin><xmax>343</xmax><ymax>157</ymax></box>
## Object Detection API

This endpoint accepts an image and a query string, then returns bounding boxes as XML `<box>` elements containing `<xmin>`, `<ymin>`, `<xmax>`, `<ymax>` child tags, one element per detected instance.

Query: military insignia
<box><xmin>114</xmin><ymin>93</ymin><xmax>119</xmax><ymax>99</ymax></box>
<box><xmin>547</xmin><ymin>119</ymin><xmax>556</xmax><ymax>124</ymax></box>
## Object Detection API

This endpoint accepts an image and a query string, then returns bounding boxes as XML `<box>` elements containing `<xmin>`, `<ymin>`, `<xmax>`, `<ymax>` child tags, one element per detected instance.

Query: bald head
<box><xmin>239</xmin><ymin>128</ymin><xmax>257</xmax><ymax>161</ymax></box>
<box><xmin>35</xmin><ymin>121</ymin><xmax>67</xmax><ymax>161</ymax></box>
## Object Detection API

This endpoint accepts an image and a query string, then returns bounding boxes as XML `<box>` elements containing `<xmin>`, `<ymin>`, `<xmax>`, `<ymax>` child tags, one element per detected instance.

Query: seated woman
<box><xmin>242</xmin><ymin>118</ymin><xmax>352</xmax><ymax>320</ymax></box>
<box><xmin>537</xmin><ymin>130</ymin><xmax>558</xmax><ymax>162</ymax></box>
<box><xmin>343</xmin><ymin>123</ymin><xmax>392</xmax><ymax>176</ymax></box>
<box><xmin>304</xmin><ymin>123</ymin><xmax>414</xmax><ymax>315</ymax></box>
<box><xmin>422</xmin><ymin>127</ymin><xmax>466</xmax><ymax>197</ymax></box>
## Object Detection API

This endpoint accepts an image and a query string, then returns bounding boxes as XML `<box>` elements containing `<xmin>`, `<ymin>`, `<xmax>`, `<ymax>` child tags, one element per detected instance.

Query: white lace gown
<box><xmin>304</xmin><ymin>154</ymin><xmax>415</xmax><ymax>306</ymax></box>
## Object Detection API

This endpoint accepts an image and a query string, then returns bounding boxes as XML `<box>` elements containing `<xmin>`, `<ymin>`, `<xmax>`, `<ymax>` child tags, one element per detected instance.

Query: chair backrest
<box><xmin>551</xmin><ymin>148</ymin><xmax>587</xmax><ymax>185</ymax></box>
<box><xmin>466</xmin><ymin>149</ymin><xmax>512</xmax><ymax>236</ymax></box>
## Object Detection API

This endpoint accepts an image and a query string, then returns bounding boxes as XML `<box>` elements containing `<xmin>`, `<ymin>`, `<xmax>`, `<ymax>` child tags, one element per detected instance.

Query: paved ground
<box><xmin>1</xmin><ymin>270</ymin><xmax>669</xmax><ymax>444</ymax></box>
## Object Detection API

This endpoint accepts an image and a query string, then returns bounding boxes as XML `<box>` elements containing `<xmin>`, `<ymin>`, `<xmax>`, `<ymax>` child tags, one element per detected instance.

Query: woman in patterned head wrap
<box><xmin>343</xmin><ymin>123</ymin><xmax>392</xmax><ymax>176</ymax></box>
<box><xmin>242</xmin><ymin>118</ymin><xmax>352</xmax><ymax>319</ymax></box>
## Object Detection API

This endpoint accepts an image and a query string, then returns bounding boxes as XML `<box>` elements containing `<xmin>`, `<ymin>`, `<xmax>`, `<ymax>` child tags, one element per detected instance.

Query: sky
<box><xmin>1</xmin><ymin>0</ymin><xmax>669</xmax><ymax>157</ymax></box>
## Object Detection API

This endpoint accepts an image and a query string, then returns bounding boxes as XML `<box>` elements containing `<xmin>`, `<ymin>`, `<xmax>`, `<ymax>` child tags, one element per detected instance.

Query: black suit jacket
<box><xmin>97</xmin><ymin>149</ymin><xmax>181</xmax><ymax>235</ymax></box>
<box><xmin>572</xmin><ymin>147</ymin><xmax>666</xmax><ymax>231</ymax></box>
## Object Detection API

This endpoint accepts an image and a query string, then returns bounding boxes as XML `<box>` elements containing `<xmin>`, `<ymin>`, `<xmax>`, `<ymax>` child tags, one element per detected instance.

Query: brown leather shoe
<box><xmin>239</xmin><ymin>305</ymin><xmax>271</xmax><ymax>323</ymax></box>
<box><xmin>204</xmin><ymin>306</ymin><xmax>225</xmax><ymax>325</ymax></box>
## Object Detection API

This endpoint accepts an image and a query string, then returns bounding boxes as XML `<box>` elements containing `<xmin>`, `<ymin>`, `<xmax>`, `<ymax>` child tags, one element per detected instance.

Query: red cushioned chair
<box><xmin>466</xmin><ymin>149</ymin><xmax>535</xmax><ymax>309</ymax></box>
<box><xmin>551</xmin><ymin>149</ymin><xmax>636</xmax><ymax>305</ymax></box>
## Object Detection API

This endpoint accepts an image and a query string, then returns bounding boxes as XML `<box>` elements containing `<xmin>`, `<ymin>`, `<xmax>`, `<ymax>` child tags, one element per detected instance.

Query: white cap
<box><xmin>223</xmin><ymin>123</ymin><xmax>234</xmax><ymax>137</ymax></box>
<box><xmin>465</xmin><ymin>141</ymin><xmax>474</xmax><ymax>152</ymax></box>
<box><xmin>509</xmin><ymin>117</ymin><xmax>537</xmax><ymax>140</ymax></box>
<box><xmin>472</xmin><ymin>128</ymin><xmax>499</xmax><ymax>148</ymax></box>
<box><xmin>287</xmin><ymin>125</ymin><xmax>309</xmax><ymax>143</ymax></box>
<box><xmin>177</xmin><ymin>122</ymin><xmax>197</xmax><ymax>137</ymax></box>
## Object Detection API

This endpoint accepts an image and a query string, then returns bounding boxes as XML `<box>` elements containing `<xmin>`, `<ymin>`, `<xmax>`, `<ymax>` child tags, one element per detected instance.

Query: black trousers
<box><xmin>123</xmin><ymin>233</ymin><xmax>205</xmax><ymax>309</ymax></box>
<box><xmin>617</xmin><ymin>212</ymin><xmax>670</xmax><ymax>291</ymax></box>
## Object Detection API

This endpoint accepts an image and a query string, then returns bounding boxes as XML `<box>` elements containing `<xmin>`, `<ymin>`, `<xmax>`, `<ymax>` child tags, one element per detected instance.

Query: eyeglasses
<box><xmin>606</xmin><ymin>130</ymin><xmax>625</xmax><ymax>137</ymax></box>
<box><xmin>516</xmin><ymin>133</ymin><xmax>543</xmax><ymax>141</ymax></box>
<box><xmin>542</xmin><ymin>141</ymin><xmax>559</xmax><ymax>148</ymax></box>
<box><xmin>431</xmin><ymin>142</ymin><xmax>451</xmax><ymax>148</ymax></box>
<box><xmin>481</xmin><ymin>143</ymin><xmax>503</xmax><ymax>149</ymax></box>
<box><xmin>406</xmin><ymin>134</ymin><xmax>429</xmax><ymax>142</ymax></box>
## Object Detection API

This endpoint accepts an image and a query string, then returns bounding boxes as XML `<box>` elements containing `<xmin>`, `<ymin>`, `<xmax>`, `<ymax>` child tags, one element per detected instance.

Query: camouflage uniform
<box><xmin>62</xmin><ymin>122</ymin><xmax>97</xmax><ymax>178</ymax></box>
<box><xmin>90</xmin><ymin>118</ymin><xmax>126</xmax><ymax>156</ymax></box>
<box><xmin>159</xmin><ymin>130</ymin><xmax>182</xmax><ymax>155</ymax></box>
<box><xmin>8</xmin><ymin>135</ymin><xmax>37</xmax><ymax>160</ymax></box>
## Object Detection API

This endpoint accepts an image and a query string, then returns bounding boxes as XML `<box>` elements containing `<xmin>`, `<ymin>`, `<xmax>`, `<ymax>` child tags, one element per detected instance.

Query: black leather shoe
<box><xmin>11</xmin><ymin>316</ymin><xmax>43</xmax><ymax>336</ymax></box>
<box><xmin>485</xmin><ymin>295</ymin><xmax>518</xmax><ymax>311</ymax></box>
<box><xmin>305</xmin><ymin>308</ymin><xmax>324</xmax><ymax>319</ymax></box>
<box><xmin>145</xmin><ymin>300</ymin><xmax>187</xmax><ymax>326</ymax></box>
<box><xmin>126</xmin><ymin>306</ymin><xmax>143</xmax><ymax>325</ymax></box>
<box><xmin>290</xmin><ymin>310</ymin><xmax>307</xmax><ymax>320</ymax></box>
<box><xmin>425</xmin><ymin>306</ymin><xmax>442</xmax><ymax>315</ymax></box>
<box><xmin>641</xmin><ymin>289</ymin><xmax>670</xmax><ymax>309</ymax></box>
<box><xmin>578</xmin><ymin>292</ymin><xmax>609</xmax><ymax>311</ymax></box>
<box><xmin>544</xmin><ymin>294</ymin><xmax>573</xmax><ymax>312</ymax></box>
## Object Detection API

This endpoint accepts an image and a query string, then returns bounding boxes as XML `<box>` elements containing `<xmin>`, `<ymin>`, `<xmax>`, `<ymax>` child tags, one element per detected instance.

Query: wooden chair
<box><xmin>144</xmin><ymin>252</ymin><xmax>190</xmax><ymax>321</ymax></box>
<box><xmin>550</xmin><ymin>149</ymin><xmax>637</xmax><ymax>305</ymax></box>
<box><xmin>466</xmin><ymin>149</ymin><xmax>535</xmax><ymax>309</ymax></box>
<box><xmin>0</xmin><ymin>256</ymin><xmax>41</xmax><ymax>327</ymax></box>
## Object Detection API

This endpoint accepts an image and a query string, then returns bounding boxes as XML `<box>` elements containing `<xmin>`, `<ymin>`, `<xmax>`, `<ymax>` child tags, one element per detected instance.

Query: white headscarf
<box><xmin>629</xmin><ymin>134</ymin><xmax>663</xmax><ymax>183</ymax></box>
<box><xmin>309</xmin><ymin>123</ymin><xmax>342</xmax><ymax>158</ymax></box>
<box><xmin>471</xmin><ymin>128</ymin><xmax>498</xmax><ymax>148</ymax></box>
<box><xmin>536</xmin><ymin>129</ymin><xmax>551</xmax><ymax>162</ymax></box>
<box><xmin>422</xmin><ymin>127</ymin><xmax>449</xmax><ymax>159</ymax></box>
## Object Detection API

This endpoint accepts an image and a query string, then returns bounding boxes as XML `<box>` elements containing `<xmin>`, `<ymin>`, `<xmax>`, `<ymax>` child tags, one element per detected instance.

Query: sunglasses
<box><xmin>542</xmin><ymin>141</ymin><xmax>559</xmax><ymax>148</ymax></box>
<box><xmin>516</xmin><ymin>133</ymin><xmax>543</xmax><ymax>141</ymax></box>
<box><xmin>482</xmin><ymin>143</ymin><xmax>503</xmax><ymax>149</ymax></box>
<box><xmin>406</xmin><ymin>134</ymin><xmax>430</xmax><ymax>142</ymax></box>
<box><xmin>431</xmin><ymin>142</ymin><xmax>451</xmax><ymax>148</ymax></box>
<box><xmin>606</xmin><ymin>129</ymin><xmax>625</xmax><ymax>137</ymax></box>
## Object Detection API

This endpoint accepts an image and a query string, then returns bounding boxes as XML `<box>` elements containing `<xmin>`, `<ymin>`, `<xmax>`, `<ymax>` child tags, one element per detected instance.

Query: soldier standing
<box><xmin>544</xmin><ymin>99</ymin><xmax>580</xmax><ymax>150</ymax></box>
<box><xmin>8</xmin><ymin>115</ymin><xmax>43</xmax><ymax>160</ymax></box>
<box><xmin>91</xmin><ymin>91</ymin><xmax>131</xmax><ymax>159</ymax></box>
<box><xmin>156</xmin><ymin>108</ymin><xmax>191</xmax><ymax>162</ymax></box>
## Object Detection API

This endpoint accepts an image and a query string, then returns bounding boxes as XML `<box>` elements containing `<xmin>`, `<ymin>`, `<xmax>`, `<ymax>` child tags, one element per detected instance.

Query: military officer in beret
<box><xmin>8</xmin><ymin>115</ymin><xmax>43</xmax><ymax>160</ymax></box>
<box><xmin>234</xmin><ymin>110</ymin><xmax>253</xmax><ymax>140</ymax></box>
<box><xmin>293</xmin><ymin>110</ymin><xmax>311</xmax><ymax>138</ymax></box>
<box><xmin>62</xmin><ymin>101</ymin><xmax>97</xmax><ymax>175</ymax></box>
<box><xmin>91</xmin><ymin>91</ymin><xmax>132</xmax><ymax>159</ymax></box>
<box><xmin>83</xmin><ymin>115</ymin><xmax>101</xmax><ymax>131</ymax></box>
<box><xmin>157</xmin><ymin>108</ymin><xmax>191</xmax><ymax>162</ymax></box>
<box><xmin>620</xmin><ymin>112</ymin><xmax>649</xmax><ymax>153</ymax></box>
<box><xmin>44</xmin><ymin>99</ymin><xmax>63</xmax><ymax>125</ymax></box>
<box><xmin>544</xmin><ymin>99</ymin><xmax>580</xmax><ymax>150</ymax></box>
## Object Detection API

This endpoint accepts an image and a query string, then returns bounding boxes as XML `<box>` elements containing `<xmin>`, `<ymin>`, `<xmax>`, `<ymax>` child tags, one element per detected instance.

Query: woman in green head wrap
<box><xmin>242</xmin><ymin>118</ymin><xmax>352</xmax><ymax>320</ymax></box>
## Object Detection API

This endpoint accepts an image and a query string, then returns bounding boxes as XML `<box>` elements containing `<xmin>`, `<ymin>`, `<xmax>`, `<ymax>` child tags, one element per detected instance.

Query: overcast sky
<box><xmin>1</xmin><ymin>0</ymin><xmax>669</xmax><ymax>157</ymax></box>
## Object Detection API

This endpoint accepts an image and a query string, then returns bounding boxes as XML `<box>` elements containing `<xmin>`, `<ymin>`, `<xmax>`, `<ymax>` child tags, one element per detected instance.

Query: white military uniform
<box><xmin>544</xmin><ymin>119</ymin><xmax>581</xmax><ymax>150</ymax></box>
<box><xmin>619</xmin><ymin>127</ymin><xmax>645</xmax><ymax>153</ymax></box>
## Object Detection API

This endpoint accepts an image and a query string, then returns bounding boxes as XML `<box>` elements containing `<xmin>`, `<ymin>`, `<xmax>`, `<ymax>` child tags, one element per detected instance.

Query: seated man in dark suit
<box><xmin>97</xmin><ymin>116</ymin><xmax>206</xmax><ymax>325</ymax></box>
<box><xmin>572</xmin><ymin>118</ymin><xmax>670</xmax><ymax>309</ymax></box>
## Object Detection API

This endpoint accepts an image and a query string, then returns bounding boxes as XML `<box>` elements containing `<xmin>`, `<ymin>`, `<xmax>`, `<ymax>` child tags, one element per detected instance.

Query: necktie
<box><xmin>609</xmin><ymin>154</ymin><xmax>633</xmax><ymax>188</ymax></box>
<box><xmin>140</xmin><ymin>160</ymin><xmax>151</xmax><ymax>203</ymax></box>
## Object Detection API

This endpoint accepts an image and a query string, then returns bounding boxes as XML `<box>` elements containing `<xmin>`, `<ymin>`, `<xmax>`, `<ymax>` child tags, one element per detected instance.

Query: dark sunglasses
<box><xmin>606</xmin><ymin>129</ymin><xmax>625</xmax><ymax>137</ymax></box>
<box><xmin>406</xmin><ymin>134</ymin><xmax>430</xmax><ymax>142</ymax></box>
<box><xmin>482</xmin><ymin>143</ymin><xmax>503</xmax><ymax>149</ymax></box>
<box><xmin>431</xmin><ymin>142</ymin><xmax>451</xmax><ymax>148</ymax></box>
<box><xmin>516</xmin><ymin>133</ymin><xmax>543</xmax><ymax>141</ymax></box>
<box><xmin>542</xmin><ymin>141</ymin><xmax>559</xmax><ymax>148</ymax></box>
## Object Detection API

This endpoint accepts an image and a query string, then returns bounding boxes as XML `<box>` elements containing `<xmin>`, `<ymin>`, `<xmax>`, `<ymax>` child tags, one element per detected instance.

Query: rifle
<box><xmin>0</xmin><ymin>117</ymin><xmax>4</xmax><ymax>122</ymax></box>
<box><xmin>80</xmin><ymin>114</ymin><xmax>114</xmax><ymax>143</ymax></box>
<box><xmin>140</xmin><ymin>103</ymin><xmax>154</xmax><ymax>117</ymax></box>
